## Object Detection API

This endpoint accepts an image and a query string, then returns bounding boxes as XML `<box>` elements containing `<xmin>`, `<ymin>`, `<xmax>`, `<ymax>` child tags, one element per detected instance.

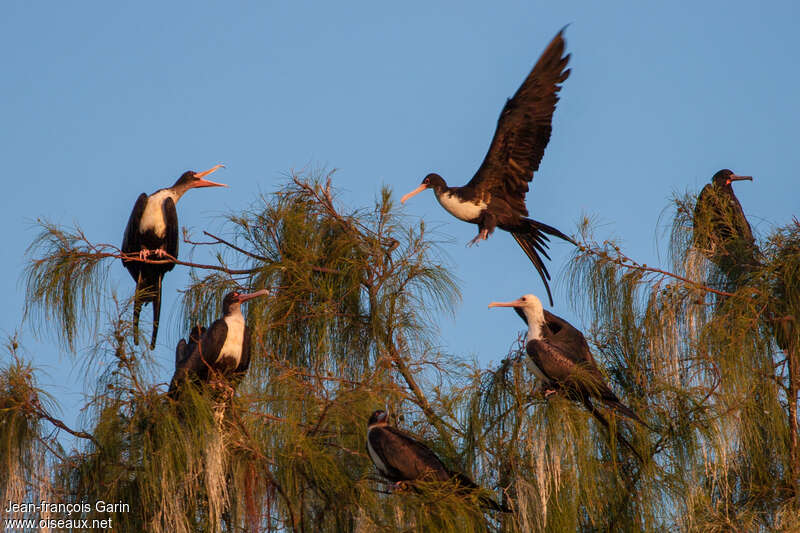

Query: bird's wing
<box><xmin>121</xmin><ymin>193</ymin><xmax>148</xmax><ymax>279</ymax></box>
<box><xmin>375</xmin><ymin>426</ymin><xmax>451</xmax><ymax>482</ymax></box>
<box><xmin>163</xmin><ymin>197</ymin><xmax>178</xmax><ymax>272</ymax></box>
<box><xmin>198</xmin><ymin>318</ymin><xmax>228</xmax><ymax>370</ymax></box>
<box><xmin>466</xmin><ymin>29</ymin><xmax>570</xmax><ymax>216</ymax></box>
<box><xmin>543</xmin><ymin>310</ymin><xmax>598</xmax><ymax>367</ymax></box>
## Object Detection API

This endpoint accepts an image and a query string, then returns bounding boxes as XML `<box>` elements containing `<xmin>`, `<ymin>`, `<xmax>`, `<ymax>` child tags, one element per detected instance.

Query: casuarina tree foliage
<box><xmin>2</xmin><ymin>173</ymin><xmax>798</xmax><ymax>531</ymax></box>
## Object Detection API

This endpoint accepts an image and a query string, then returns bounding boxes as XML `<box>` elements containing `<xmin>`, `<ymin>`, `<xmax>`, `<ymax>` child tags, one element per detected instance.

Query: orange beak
<box><xmin>488</xmin><ymin>299</ymin><xmax>525</xmax><ymax>309</ymax></box>
<box><xmin>235</xmin><ymin>289</ymin><xmax>269</xmax><ymax>303</ymax></box>
<box><xmin>193</xmin><ymin>164</ymin><xmax>228</xmax><ymax>188</ymax></box>
<box><xmin>400</xmin><ymin>183</ymin><xmax>428</xmax><ymax>204</ymax></box>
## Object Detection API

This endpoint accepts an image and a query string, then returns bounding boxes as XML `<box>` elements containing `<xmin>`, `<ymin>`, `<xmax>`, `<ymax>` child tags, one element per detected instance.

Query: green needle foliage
<box><xmin>3</xmin><ymin>175</ymin><xmax>798</xmax><ymax>531</ymax></box>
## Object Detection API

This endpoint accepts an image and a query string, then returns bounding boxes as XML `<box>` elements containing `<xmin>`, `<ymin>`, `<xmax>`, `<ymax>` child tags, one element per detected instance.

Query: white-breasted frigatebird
<box><xmin>168</xmin><ymin>289</ymin><xmax>268</xmax><ymax>396</ymax></box>
<box><xmin>489</xmin><ymin>294</ymin><xmax>648</xmax><ymax>458</ymax></box>
<box><xmin>693</xmin><ymin>169</ymin><xmax>758</xmax><ymax>280</ymax></box>
<box><xmin>366</xmin><ymin>410</ymin><xmax>509</xmax><ymax>512</ymax></box>
<box><xmin>401</xmin><ymin>29</ymin><xmax>574</xmax><ymax>305</ymax></box>
<box><xmin>121</xmin><ymin>165</ymin><xmax>226</xmax><ymax>349</ymax></box>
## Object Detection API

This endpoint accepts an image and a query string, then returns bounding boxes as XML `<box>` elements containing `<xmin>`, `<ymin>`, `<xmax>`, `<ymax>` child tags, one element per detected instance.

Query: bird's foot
<box><xmin>138</xmin><ymin>249</ymin><xmax>149</xmax><ymax>260</ymax></box>
<box><xmin>466</xmin><ymin>230</ymin><xmax>489</xmax><ymax>247</ymax></box>
<box><xmin>543</xmin><ymin>388</ymin><xmax>558</xmax><ymax>398</ymax></box>
<box><xmin>391</xmin><ymin>481</ymin><xmax>409</xmax><ymax>493</ymax></box>
<box><xmin>152</xmin><ymin>249</ymin><xmax>168</xmax><ymax>258</ymax></box>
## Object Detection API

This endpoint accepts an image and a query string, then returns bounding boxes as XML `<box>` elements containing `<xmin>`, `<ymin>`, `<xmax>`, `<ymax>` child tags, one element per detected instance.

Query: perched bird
<box><xmin>121</xmin><ymin>165</ymin><xmax>226</xmax><ymax>349</ymax></box>
<box><xmin>401</xmin><ymin>29</ymin><xmax>573</xmax><ymax>305</ymax></box>
<box><xmin>489</xmin><ymin>294</ymin><xmax>647</xmax><ymax>458</ymax></box>
<box><xmin>366</xmin><ymin>410</ymin><xmax>509</xmax><ymax>512</ymax></box>
<box><xmin>168</xmin><ymin>289</ymin><xmax>268</xmax><ymax>396</ymax></box>
<box><xmin>693</xmin><ymin>169</ymin><xmax>758</xmax><ymax>281</ymax></box>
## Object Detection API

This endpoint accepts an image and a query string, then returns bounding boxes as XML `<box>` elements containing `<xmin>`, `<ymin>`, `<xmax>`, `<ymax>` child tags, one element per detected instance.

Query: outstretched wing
<box><xmin>121</xmin><ymin>193</ymin><xmax>148</xmax><ymax>280</ymax></box>
<box><xmin>467</xmin><ymin>29</ymin><xmax>570</xmax><ymax>216</ymax></box>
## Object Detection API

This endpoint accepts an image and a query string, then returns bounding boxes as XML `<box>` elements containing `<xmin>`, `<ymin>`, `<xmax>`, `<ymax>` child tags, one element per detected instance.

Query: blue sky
<box><xmin>1</xmin><ymin>1</ymin><xmax>798</xmax><ymax>437</ymax></box>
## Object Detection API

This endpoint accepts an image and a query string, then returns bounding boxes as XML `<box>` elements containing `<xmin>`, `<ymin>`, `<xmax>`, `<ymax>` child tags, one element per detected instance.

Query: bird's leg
<box><xmin>467</xmin><ymin>229</ymin><xmax>490</xmax><ymax>247</ymax></box>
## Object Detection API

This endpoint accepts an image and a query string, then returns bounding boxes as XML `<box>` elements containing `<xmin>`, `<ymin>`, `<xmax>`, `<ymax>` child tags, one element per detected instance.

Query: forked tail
<box><xmin>511</xmin><ymin>218</ymin><xmax>575</xmax><ymax>305</ymax></box>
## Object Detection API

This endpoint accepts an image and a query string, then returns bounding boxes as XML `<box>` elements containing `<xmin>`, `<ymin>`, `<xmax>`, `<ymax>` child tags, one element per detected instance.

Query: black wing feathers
<box><xmin>163</xmin><ymin>196</ymin><xmax>179</xmax><ymax>272</ymax></box>
<box><xmin>468</xmin><ymin>29</ymin><xmax>570</xmax><ymax>216</ymax></box>
<box><xmin>121</xmin><ymin>193</ymin><xmax>148</xmax><ymax>281</ymax></box>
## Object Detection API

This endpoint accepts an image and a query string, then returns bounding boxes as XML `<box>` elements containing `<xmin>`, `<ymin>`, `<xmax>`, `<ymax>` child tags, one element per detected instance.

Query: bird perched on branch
<box><xmin>122</xmin><ymin>165</ymin><xmax>227</xmax><ymax>349</ymax></box>
<box><xmin>693</xmin><ymin>169</ymin><xmax>759</xmax><ymax>283</ymax></box>
<box><xmin>168</xmin><ymin>289</ymin><xmax>268</xmax><ymax>397</ymax></box>
<box><xmin>489</xmin><ymin>294</ymin><xmax>648</xmax><ymax>460</ymax></box>
<box><xmin>401</xmin><ymin>29</ymin><xmax>574</xmax><ymax>305</ymax></box>
<box><xmin>366</xmin><ymin>410</ymin><xmax>509</xmax><ymax>512</ymax></box>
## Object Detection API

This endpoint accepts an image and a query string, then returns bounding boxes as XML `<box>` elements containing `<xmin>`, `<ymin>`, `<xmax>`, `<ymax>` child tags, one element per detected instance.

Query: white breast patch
<box><xmin>366</xmin><ymin>428</ymin><xmax>389</xmax><ymax>475</ymax></box>
<box><xmin>217</xmin><ymin>314</ymin><xmax>245</xmax><ymax>365</ymax></box>
<box><xmin>436</xmin><ymin>192</ymin><xmax>486</xmax><ymax>222</ymax></box>
<box><xmin>140</xmin><ymin>190</ymin><xmax>176</xmax><ymax>237</ymax></box>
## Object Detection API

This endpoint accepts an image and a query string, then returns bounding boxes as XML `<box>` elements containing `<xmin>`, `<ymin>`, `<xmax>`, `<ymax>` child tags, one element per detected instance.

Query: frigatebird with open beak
<box><xmin>489</xmin><ymin>294</ymin><xmax>647</xmax><ymax>458</ymax></box>
<box><xmin>121</xmin><ymin>165</ymin><xmax>226</xmax><ymax>349</ymax></box>
<box><xmin>168</xmin><ymin>289</ymin><xmax>268</xmax><ymax>396</ymax></box>
<box><xmin>366</xmin><ymin>410</ymin><xmax>509</xmax><ymax>512</ymax></box>
<box><xmin>401</xmin><ymin>29</ymin><xmax>573</xmax><ymax>305</ymax></box>
<box><xmin>693</xmin><ymin>169</ymin><xmax>758</xmax><ymax>281</ymax></box>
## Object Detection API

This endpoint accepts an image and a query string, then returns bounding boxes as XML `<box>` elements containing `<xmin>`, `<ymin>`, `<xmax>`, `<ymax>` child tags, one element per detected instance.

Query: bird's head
<box><xmin>401</xmin><ymin>173</ymin><xmax>446</xmax><ymax>204</ymax></box>
<box><xmin>367</xmin><ymin>410</ymin><xmax>389</xmax><ymax>428</ymax></box>
<box><xmin>173</xmin><ymin>164</ymin><xmax>228</xmax><ymax>191</ymax></box>
<box><xmin>488</xmin><ymin>293</ymin><xmax>545</xmax><ymax>326</ymax></box>
<box><xmin>221</xmin><ymin>288</ymin><xmax>269</xmax><ymax>316</ymax></box>
<box><xmin>712</xmin><ymin>169</ymin><xmax>753</xmax><ymax>188</ymax></box>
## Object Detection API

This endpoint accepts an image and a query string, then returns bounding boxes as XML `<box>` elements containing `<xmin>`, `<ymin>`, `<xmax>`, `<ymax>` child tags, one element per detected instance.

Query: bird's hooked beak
<box><xmin>193</xmin><ymin>164</ymin><xmax>228</xmax><ymax>188</ymax></box>
<box><xmin>488</xmin><ymin>298</ymin><xmax>525</xmax><ymax>309</ymax></box>
<box><xmin>727</xmin><ymin>174</ymin><xmax>753</xmax><ymax>185</ymax></box>
<box><xmin>400</xmin><ymin>183</ymin><xmax>429</xmax><ymax>204</ymax></box>
<box><xmin>234</xmin><ymin>289</ymin><xmax>269</xmax><ymax>303</ymax></box>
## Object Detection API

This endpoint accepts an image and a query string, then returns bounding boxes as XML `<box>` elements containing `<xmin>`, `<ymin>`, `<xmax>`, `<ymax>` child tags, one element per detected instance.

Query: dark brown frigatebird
<box><xmin>693</xmin><ymin>169</ymin><xmax>758</xmax><ymax>281</ymax></box>
<box><xmin>489</xmin><ymin>294</ymin><xmax>648</xmax><ymax>459</ymax></box>
<box><xmin>366</xmin><ymin>410</ymin><xmax>509</xmax><ymax>512</ymax></box>
<box><xmin>121</xmin><ymin>165</ymin><xmax>226</xmax><ymax>349</ymax></box>
<box><xmin>401</xmin><ymin>29</ymin><xmax>574</xmax><ymax>305</ymax></box>
<box><xmin>168</xmin><ymin>289</ymin><xmax>268</xmax><ymax>397</ymax></box>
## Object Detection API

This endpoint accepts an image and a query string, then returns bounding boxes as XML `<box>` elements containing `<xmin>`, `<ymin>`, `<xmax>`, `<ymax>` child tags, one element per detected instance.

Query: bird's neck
<box><xmin>525</xmin><ymin>314</ymin><xmax>546</xmax><ymax>342</ymax></box>
<box><xmin>166</xmin><ymin>184</ymin><xmax>193</xmax><ymax>202</ymax></box>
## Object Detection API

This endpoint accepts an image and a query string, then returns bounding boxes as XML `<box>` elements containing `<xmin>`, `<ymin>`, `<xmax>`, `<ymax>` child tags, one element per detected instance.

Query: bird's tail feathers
<box><xmin>511</xmin><ymin>218</ymin><xmax>574</xmax><ymax>306</ymax></box>
<box><xmin>582</xmin><ymin>396</ymin><xmax>643</xmax><ymax>463</ymax></box>
<box><xmin>450</xmin><ymin>472</ymin><xmax>511</xmax><ymax>513</ymax></box>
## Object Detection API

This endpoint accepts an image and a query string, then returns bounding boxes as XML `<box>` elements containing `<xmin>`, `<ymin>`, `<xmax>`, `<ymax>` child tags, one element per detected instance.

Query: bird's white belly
<box><xmin>436</xmin><ymin>192</ymin><xmax>486</xmax><ymax>222</ymax></box>
<box><xmin>217</xmin><ymin>314</ymin><xmax>245</xmax><ymax>365</ymax></box>
<box><xmin>140</xmin><ymin>190</ymin><xmax>173</xmax><ymax>237</ymax></box>
<box><xmin>366</xmin><ymin>429</ymin><xmax>389</xmax><ymax>475</ymax></box>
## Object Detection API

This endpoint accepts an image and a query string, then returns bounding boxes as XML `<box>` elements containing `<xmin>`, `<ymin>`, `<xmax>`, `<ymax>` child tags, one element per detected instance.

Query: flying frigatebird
<box><xmin>168</xmin><ymin>289</ymin><xmax>268</xmax><ymax>397</ymax></box>
<box><xmin>121</xmin><ymin>165</ymin><xmax>226</xmax><ymax>349</ymax></box>
<box><xmin>489</xmin><ymin>294</ymin><xmax>648</xmax><ymax>459</ymax></box>
<box><xmin>693</xmin><ymin>169</ymin><xmax>758</xmax><ymax>281</ymax></box>
<box><xmin>366</xmin><ymin>410</ymin><xmax>509</xmax><ymax>512</ymax></box>
<box><xmin>401</xmin><ymin>29</ymin><xmax>574</xmax><ymax>305</ymax></box>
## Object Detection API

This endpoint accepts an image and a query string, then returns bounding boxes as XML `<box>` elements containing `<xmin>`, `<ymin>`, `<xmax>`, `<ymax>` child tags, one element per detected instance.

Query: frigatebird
<box><xmin>489</xmin><ymin>294</ymin><xmax>647</xmax><ymax>458</ymax></box>
<box><xmin>693</xmin><ymin>169</ymin><xmax>758</xmax><ymax>281</ymax></box>
<box><xmin>121</xmin><ymin>165</ymin><xmax>226</xmax><ymax>349</ymax></box>
<box><xmin>401</xmin><ymin>29</ymin><xmax>573</xmax><ymax>305</ymax></box>
<box><xmin>168</xmin><ymin>289</ymin><xmax>268</xmax><ymax>396</ymax></box>
<box><xmin>366</xmin><ymin>410</ymin><xmax>509</xmax><ymax>512</ymax></box>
